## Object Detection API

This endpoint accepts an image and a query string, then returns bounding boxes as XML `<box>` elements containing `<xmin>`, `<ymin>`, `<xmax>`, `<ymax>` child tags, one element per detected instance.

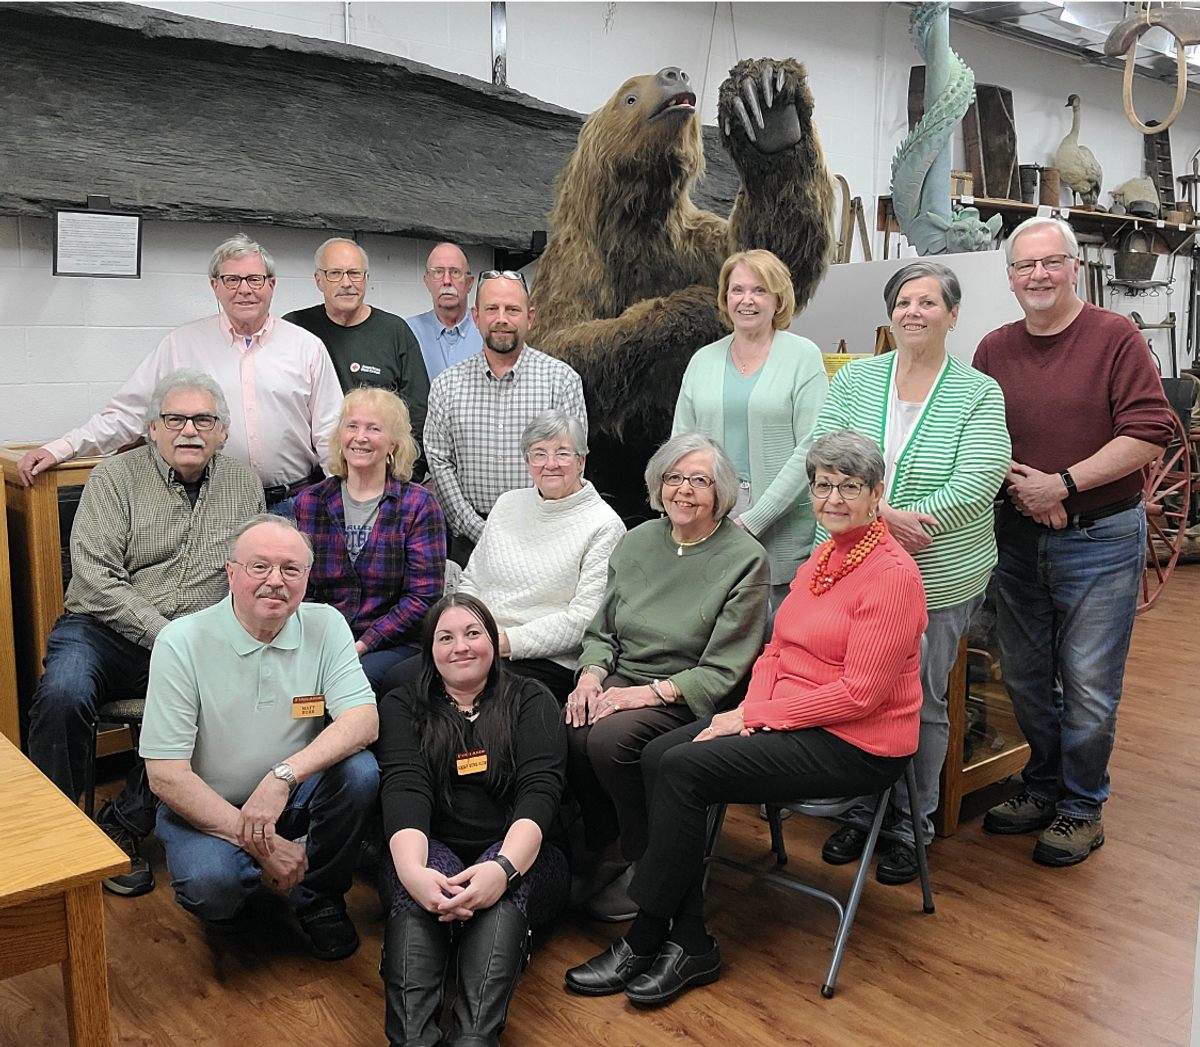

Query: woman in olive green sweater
<box><xmin>565</xmin><ymin>433</ymin><xmax>769</xmax><ymax>920</ymax></box>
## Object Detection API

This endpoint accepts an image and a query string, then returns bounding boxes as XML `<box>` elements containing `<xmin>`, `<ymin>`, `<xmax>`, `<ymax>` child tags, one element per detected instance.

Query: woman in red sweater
<box><xmin>564</xmin><ymin>428</ymin><xmax>927</xmax><ymax>1006</ymax></box>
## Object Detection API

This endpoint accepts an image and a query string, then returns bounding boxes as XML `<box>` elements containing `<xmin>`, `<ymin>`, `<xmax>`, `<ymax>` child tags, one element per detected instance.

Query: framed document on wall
<box><xmin>53</xmin><ymin>208</ymin><xmax>142</xmax><ymax>278</ymax></box>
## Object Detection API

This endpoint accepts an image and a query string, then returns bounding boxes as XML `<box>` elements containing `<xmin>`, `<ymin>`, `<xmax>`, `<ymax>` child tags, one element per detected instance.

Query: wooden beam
<box><xmin>0</xmin><ymin>2</ymin><xmax>739</xmax><ymax>251</ymax></box>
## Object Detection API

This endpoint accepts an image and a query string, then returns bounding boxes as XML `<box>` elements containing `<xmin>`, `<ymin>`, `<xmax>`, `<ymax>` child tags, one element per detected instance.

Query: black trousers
<box><xmin>504</xmin><ymin>657</ymin><xmax>575</xmax><ymax>705</ymax></box>
<box><xmin>629</xmin><ymin>719</ymin><xmax>907</xmax><ymax>922</ymax></box>
<box><xmin>565</xmin><ymin>673</ymin><xmax>696</xmax><ymax>858</ymax></box>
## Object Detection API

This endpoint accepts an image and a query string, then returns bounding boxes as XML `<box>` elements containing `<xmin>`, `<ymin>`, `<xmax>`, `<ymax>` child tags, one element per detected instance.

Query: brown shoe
<box><xmin>1033</xmin><ymin>815</ymin><xmax>1104</xmax><ymax>867</ymax></box>
<box><xmin>983</xmin><ymin>790</ymin><xmax>1056</xmax><ymax>835</ymax></box>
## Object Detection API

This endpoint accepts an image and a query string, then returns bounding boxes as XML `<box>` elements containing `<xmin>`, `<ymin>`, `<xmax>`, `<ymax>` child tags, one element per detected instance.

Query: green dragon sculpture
<box><xmin>891</xmin><ymin>1</ymin><xmax>1001</xmax><ymax>255</ymax></box>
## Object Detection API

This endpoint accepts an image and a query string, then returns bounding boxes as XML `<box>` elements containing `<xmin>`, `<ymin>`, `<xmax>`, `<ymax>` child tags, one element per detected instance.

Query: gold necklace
<box><xmin>673</xmin><ymin>521</ymin><xmax>722</xmax><ymax>556</ymax></box>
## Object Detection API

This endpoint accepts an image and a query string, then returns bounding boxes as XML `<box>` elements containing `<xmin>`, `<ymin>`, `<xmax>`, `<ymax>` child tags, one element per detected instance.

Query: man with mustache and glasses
<box><xmin>424</xmin><ymin>270</ymin><xmax>587</xmax><ymax>566</ymax></box>
<box><xmin>139</xmin><ymin>515</ymin><xmax>379</xmax><ymax>961</ymax></box>
<box><xmin>285</xmin><ymin>238</ymin><xmax>430</xmax><ymax>467</ymax></box>
<box><xmin>17</xmin><ymin>234</ymin><xmax>343</xmax><ymax>513</ymax></box>
<box><xmin>25</xmin><ymin>369</ymin><xmax>264</xmax><ymax>898</ymax></box>
<box><xmin>406</xmin><ymin>242</ymin><xmax>484</xmax><ymax>381</ymax></box>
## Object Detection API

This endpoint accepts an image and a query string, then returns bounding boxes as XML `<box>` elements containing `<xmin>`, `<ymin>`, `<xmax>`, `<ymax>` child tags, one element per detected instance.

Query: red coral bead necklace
<box><xmin>809</xmin><ymin>520</ymin><xmax>885</xmax><ymax>596</ymax></box>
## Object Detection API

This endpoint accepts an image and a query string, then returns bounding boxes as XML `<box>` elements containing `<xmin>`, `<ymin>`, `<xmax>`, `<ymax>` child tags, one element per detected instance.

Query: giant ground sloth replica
<box><xmin>531</xmin><ymin>58</ymin><xmax>835</xmax><ymax>519</ymax></box>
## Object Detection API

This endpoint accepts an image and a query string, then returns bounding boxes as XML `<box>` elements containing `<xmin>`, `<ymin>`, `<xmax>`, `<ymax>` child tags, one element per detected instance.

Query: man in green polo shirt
<box><xmin>140</xmin><ymin>514</ymin><xmax>379</xmax><ymax>960</ymax></box>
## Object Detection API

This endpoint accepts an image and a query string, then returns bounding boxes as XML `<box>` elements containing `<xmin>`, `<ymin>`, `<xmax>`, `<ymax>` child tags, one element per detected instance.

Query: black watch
<box><xmin>1060</xmin><ymin>469</ymin><xmax>1078</xmax><ymax>496</ymax></box>
<box><xmin>491</xmin><ymin>854</ymin><xmax>522</xmax><ymax>892</ymax></box>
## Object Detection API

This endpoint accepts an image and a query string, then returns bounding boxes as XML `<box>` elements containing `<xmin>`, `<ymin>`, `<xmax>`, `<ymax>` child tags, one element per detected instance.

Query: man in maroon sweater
<box><xmin>973</xmin><ymin>216</ymin><xmax>1174</xmax><ymax>867</ymax></box>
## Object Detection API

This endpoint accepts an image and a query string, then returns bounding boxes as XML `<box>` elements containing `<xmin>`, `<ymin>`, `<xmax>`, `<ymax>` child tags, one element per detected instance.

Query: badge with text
<box><xmin>292</xmin><ymin>694</ymin><xmax>326</xmax><ymax>719</ymax></box>
<box><xmin>456</xmin><ymin>748</ymin><xmax>488</xmax><ymax>776</ymax></box>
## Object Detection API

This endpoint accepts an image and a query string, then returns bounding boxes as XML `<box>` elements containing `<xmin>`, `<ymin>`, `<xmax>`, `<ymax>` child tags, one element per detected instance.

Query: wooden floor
<box><xmin>3</xmin><ymin>570</ymin><xmax>1199</xmax><ymax>1046</ymax></box>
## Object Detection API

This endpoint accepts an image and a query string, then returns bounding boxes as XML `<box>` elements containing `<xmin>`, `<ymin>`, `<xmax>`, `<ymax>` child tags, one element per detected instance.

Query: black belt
<box><xmin>263</xmin><ymin>467</ymin><xmax>323</xmax><ymax>506</ymax></box>
<box><xmin>1066</xmin><ymin>493</ymin><xmax>1142</xmax><ymax>529</ymax></box>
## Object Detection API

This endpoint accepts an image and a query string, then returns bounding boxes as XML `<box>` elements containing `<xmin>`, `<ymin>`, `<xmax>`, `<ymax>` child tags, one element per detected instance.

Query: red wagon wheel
<box><xmin>1139</xmin><ymin>412</ymin><xmax>1191</xmax><ymax>614</ymax></box>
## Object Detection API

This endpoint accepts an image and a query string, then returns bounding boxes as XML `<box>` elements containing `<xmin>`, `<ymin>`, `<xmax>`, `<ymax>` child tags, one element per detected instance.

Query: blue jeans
<box><xmin>26</xmin><ymin>612</ymin><xmax>156</xmax><ymax>834</ymax></box>
<box><xmin>994</xmin><ymin>503</ymin><xmax>1145</xmax><ymax>821</ymax></box>
<box><xmin>155</xmin><ymin>749</ymin><xmax>380</xmax><ymax>922</ymax></box>
<box><xmin>359</xmin><ymin>645</ymin><xmax>419</xmax><ymax>697</ymax></box>
<box><xmin>844</xmin><ymin>593</ymin><xmax>983</xmax><ymax>846</ymax></box>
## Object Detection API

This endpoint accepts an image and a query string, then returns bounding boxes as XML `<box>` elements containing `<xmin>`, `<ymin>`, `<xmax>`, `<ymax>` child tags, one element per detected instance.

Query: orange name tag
<box><xmin>292</xmin><ymin>695</ymin><xmax>326</xmax><ymax>719</ymax></box>
<box><xmin>456</xmin><ymin>748</ymin><xmax>488</xmax><ymax>776</ymax></box>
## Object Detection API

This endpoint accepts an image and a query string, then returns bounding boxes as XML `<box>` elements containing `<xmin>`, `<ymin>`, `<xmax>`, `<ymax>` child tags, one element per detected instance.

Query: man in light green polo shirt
<box><xmin>140</xmin><ymin>514</ymin><xmax>379</xmax><ymax>960</ymax></box>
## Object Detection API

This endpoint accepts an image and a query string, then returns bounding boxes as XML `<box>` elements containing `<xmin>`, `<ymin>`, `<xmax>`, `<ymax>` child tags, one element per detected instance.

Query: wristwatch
<box><xmin>491</xmin><ymin>853</ymin><xmax>523</xmax><ymax>892</ymax></box>
<box><xmin>271</xmin><ymin>761</ymin><xmax>298</xmax><ymax>793</ymax></box>
<box><xmin>1060</xmin><ymin>469</ymin><xmax>1078</xmax><ymax>497</ymax></box>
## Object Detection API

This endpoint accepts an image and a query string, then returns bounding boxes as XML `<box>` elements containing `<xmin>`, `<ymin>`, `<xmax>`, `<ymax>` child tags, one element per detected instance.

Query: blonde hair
<box><xmin>328</xmin><ymin>388</ymin><xmax>418</xmax><ymax>480</ymax></box>
<box><xmin>717</xmin><ymin>249</ymin><xmax>796</xmax><ymax>330</ymax></box>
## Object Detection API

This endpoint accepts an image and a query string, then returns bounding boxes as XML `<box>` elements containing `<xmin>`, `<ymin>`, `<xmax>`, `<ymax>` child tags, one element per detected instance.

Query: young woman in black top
<box><xmin>378</xmin><ymin>593</ymin><xmax>568</xmax><ymax>1047</ymax></box>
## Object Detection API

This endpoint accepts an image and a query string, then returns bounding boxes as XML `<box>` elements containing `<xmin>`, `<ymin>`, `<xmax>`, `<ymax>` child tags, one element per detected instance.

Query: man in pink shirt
<box><xmin>19</xmin><ymin>234</ymin><xmax>343</xmax><ymax>510</ymax></box>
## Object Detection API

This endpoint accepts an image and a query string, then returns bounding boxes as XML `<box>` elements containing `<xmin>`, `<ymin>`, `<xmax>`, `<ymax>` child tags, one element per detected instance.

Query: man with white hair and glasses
<box><xmin>407</xmin><ymin>241</ymin><xmax>484</xmax><ymax>381</ymax></box>
<box><xmin>424</xmin><ymin>269</ymin><xmax>587</xmax><ymax>565</ymax></box>
<box><xmin>974</xmin><ymin>216</ymin><xmax>1174</xmax><ymax>866</ymax></box>
<box><xmin>19</xmin><ymin>233</ymin><xmax>342</xmax><ymax>512</ymax></box>
<box><xmin>25</xmin><ymin>369</ymin><xmax>264</xmax><ymax>897</ymax></box>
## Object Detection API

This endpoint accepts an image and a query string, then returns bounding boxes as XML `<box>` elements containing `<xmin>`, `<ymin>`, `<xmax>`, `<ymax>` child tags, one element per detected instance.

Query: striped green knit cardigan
<box><xmin>812</xmin><ymin>352</ymin><xmax>1011</xmax><ymax>609</ymax></box>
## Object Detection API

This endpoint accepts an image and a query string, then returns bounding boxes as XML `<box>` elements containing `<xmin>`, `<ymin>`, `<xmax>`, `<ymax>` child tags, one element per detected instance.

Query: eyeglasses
<box><xmin>216</xmin><ymin>274</ymin><xmax>270</xmax><ymax>289</ymax></box>
<box><xmin>160</xmin><ymin>413</ymin><xmax>220</xmax><ymax>431</ymax></box>
<box><xmin>1009</xmin><ymin>254</ymin><xmax>1071</xmax><ymax>276</ymax></box>
<box><xmin>809</xmin><ymin>480</ymin><xmax>867</xmax><ymax>500</ymax></box>
<box><xmin>526</xmin><ymin>449</ymin><xmax>579</xmax><ymax>466</ymax></box>
<box><xmin>426</xmin><ymin>266</ymin><xmax>469</xmax><ymax>280</ymax></box>
<box><xmin>319</xmin><ymin>268</ymin><xmax>366</xmax><ymax>283</ymax></box>
<box><xmin>479</xmin><ymin>270</ymin><xmax>528</xmax><ymax>289</ymax></box>
<box><xmin>662</xmin><ymin>472</ymin><xmax>714</xmax><ymax>490</ymax></box>
<box><xmin>230</xmin><ymin>559</ymin><xmax>310</xmax><ymax>582</ymax></box>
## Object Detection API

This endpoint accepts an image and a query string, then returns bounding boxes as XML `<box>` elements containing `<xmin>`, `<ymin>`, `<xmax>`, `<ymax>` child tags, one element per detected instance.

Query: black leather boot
<box><xmin>382</xmin><ymin>909</ymin><xmax>452</xmax><ymax>1046</ymax></box>
<box><xmin>446</xmin><ymin>899</ymin><xmax>531</xmax><ymax>1046</ymax></box>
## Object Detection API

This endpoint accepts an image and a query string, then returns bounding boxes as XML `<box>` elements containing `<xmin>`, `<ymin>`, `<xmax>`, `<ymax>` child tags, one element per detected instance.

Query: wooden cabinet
<box><xmin>936</xmin><ymin>635</ymin><xmax>1030</xmax><ymax>836</ymax></box>
<box><xmin>0</xmin><ymin>479</ymin><xmax>18</xmax><ymax>743</ymax></box>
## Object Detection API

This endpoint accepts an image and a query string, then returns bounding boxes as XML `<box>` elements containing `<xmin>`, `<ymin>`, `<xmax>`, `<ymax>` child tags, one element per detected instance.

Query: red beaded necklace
<box><xmin>809</xmin><ymin>520</ymin><xmax>885</xmax><ymax>596</ymax></box>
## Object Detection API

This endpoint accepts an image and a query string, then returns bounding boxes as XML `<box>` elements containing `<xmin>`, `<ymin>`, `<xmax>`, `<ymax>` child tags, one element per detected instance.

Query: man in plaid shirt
<box><xmin>26</xmin><ymin>369</ymin><xmax>265</xmax><ymax>897</ymax></box>
<box><xmin>424</xmin><ymin>271</ymin><xmax>586</xmax><ymax>565</ymax></box>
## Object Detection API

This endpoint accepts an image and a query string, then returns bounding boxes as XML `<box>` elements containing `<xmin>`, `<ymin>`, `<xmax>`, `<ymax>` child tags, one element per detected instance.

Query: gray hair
<box><xmin>519</xmin><ymin>409</ymin><xmax>588</xmax><ymax>457</ymax></box>
<box><xmin>1004</xmin><ymin>216</ymin><xmax>1079</xmax><ymax>264</ymax></box>
<box><xmin>228</xmin><ymin>513</ymin><xmax>314</xmax><ymax>564</ymax></box>
<box><xmin>314</xmin><ymin>236</ymin><xmax>369</xmax><ymax>273</ymax></box>
<box><xmin>883</xmin><ymin>260</ymin><xmax>962</xmax><ymax>313</ymax></box>
<box><xmin>208</xmin><ymin>234</ymin><xmax>275</xmax><ymax>279</ymax></box>
<box><xmin>146</xmin><ymin>369</ymin><xmax>231</xmax><ymax>437</ymax></box>
<box><xmin>645</xmin><ymin>432</ymin><xmax>740</xmax><ymax>520</ymax></box>
<box><xmin>806</xmin><ymin>429</ymin><xmax>885</xmax><ymax>490</ymax></box>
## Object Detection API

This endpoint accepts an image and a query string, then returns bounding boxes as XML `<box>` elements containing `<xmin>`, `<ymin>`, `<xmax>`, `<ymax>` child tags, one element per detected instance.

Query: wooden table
<box><xmin>0</xmin><ymin>733</ymin><xmax>128</xmax><ymax>1045</ymax></box>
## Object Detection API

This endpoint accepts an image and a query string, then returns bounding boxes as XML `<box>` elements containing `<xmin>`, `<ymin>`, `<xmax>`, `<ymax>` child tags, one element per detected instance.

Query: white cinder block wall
<box><xmin>4</xmin><ymin>1</ymin><xmax>1199</xmax><ymax>443</ymax></box>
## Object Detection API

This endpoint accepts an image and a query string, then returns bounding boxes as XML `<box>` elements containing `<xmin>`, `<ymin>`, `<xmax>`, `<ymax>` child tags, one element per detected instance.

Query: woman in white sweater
<box><xmin>457</xmin><ymin>409</ymin><xmax>625</xmax><ymax>702</ymax></box>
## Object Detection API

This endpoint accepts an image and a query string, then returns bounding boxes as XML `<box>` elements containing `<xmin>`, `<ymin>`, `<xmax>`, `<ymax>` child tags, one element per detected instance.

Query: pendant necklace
<box><xmin>445</xmin><ymin>693</ymin><xmax>480</xmax><ymax>720</ymax></box>
<box><xmin>674</xmin><ymin>521</ymin><xmax>722</xmax><ymax>557</ymax></box>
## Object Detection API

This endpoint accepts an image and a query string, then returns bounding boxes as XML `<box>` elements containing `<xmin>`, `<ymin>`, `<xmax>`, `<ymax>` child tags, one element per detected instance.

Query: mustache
<box><xmin>254</xmin><ymin>584</ymin><xmax>289</xmax><ymax>599</ymax></box>
<box><xmin>173</xmin><ymin>439</ymin><xmax>205</xmax><ymax>449</ymax></box>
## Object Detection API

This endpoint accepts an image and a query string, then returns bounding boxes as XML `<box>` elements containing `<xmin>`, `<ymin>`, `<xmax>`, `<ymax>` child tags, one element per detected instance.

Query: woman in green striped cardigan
<box><xmin>812</xmin><ymin>260</ymin><xmax>1010</xmax><ymax>884</ymax></box>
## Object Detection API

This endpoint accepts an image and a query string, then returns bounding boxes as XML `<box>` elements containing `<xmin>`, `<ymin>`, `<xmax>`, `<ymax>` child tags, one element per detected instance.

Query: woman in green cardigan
<box><xmin>673</xmin><ymin>249</ymin><xmax>828</xmax><ymax>608</ymax></box>
<box><xmin>812</xmin><ymin>260</ymin><xmax>1010</xmax><ymax>885</ymax></box>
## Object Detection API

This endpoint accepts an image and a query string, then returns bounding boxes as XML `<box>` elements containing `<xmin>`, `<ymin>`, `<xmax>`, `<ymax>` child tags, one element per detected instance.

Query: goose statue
<box><xmin>1055</xmin><ymin>93</ymin><xmax>1103</xmax><ymax>206</ymax></box>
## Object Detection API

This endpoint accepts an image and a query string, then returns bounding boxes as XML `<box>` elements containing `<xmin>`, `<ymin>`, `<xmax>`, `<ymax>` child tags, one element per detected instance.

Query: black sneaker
<box><xmin>875</xmin><ymin>840</ymin><xmax>920</xmax><ymax>885</ymax></box>
<box><xmin>298</xmin><ymin>905</ymin><xmax>359</xmax><ymax>960</ymax></box>
<box><xmin>821</xmin><ymin>825</ymin><xmax>868</xmax><ymax>865</ymax></box>
<box><xmin>97</xmin><ymin>803</ymin><xmax>154</xmax><ymax>897</ymax></box>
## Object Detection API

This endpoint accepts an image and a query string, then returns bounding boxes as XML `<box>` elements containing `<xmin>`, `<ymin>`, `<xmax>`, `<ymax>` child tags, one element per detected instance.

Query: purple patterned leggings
<box><xmin>383</xmin><ymin>838</ymin><xmax>569</xmax><ymax>929</ymax></box>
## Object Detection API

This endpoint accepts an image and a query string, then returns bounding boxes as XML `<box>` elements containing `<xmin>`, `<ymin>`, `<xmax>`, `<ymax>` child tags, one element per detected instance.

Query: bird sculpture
<box><xmin>1055</xmin><ymin>93</ymin><xmax>1103</xmax><ymax>207</ymax></box>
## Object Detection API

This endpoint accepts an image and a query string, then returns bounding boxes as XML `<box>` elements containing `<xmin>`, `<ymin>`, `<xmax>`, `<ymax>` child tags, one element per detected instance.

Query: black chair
<box><xmin>704</xmin><ymin>758</ymin><xmax>934</xmax><ymax>998</ymax></box>
<box><xmin>83</xmin><ymin>696</ymin><xmax>146</xmax><ymax>818</ymax></box>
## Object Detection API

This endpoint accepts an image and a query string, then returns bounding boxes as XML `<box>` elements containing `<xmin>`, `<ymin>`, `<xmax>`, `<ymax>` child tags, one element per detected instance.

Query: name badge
<box><xmin>456</xmin><ymin>748</ymin><xmax>488</xmax><ymax>776</ymax></box>
<box><xmin>292</xmin><ymin>695</ymin><xmax>326</xmax><ymax>719</ymax></box>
